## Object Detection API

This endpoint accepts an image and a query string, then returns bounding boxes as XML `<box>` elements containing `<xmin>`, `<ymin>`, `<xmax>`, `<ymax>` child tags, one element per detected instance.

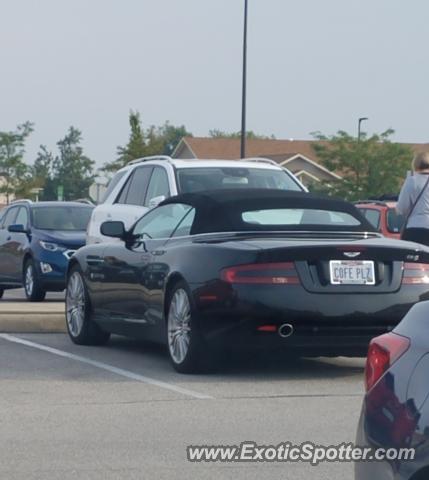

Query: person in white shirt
<box><xmin>397</xmin><ymin>152</ymin><xmax>429</xmax><ymax>246</ymax></box>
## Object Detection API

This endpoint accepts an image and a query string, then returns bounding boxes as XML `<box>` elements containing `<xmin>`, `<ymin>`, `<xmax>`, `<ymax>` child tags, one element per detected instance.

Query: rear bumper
<box><xmin>199</xmin><ymin>316</ymin><xmax>391</xmax><ymax>355</ymax></box>
<box><xmin>355</xmin><ymin>409</ymin><xmax>396</xmax><ymax>480</ymax></box>
<box><xmin>355</xmin><ymin>403</ymin><xmax>416</xmax><ymax>480</ymax></box>
<box><xmin>193</xmin><ymin>283</ymin><xmax>429</xmax><ymax>354</ymax></box>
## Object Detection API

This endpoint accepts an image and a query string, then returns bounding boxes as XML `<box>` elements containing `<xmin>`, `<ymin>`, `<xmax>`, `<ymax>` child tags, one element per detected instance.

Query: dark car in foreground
<box><xmin>356</xmin><ymin>301</ymin><xmax>429</xmax><ymax>480</ymax></box>
<box><xmin>65</xmin><ymin>189</ymin><xmax>429</xmax><ymax>373</ymax></box>
<box><xmin>0</xmin><ymin>200</ymin><xmax>93</xmax><ymax>301</ymax></box>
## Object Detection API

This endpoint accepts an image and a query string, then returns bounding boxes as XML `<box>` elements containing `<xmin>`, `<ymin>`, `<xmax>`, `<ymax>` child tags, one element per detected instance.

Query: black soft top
<box><xmin>160</xmin><ymin>189</ymin><xmax>375</xmax><ymax>234</ymax></box>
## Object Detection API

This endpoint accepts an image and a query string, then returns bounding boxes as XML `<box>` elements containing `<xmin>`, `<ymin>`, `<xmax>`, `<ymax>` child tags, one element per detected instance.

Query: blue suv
<box><xmin>0</xmin><ymin>201</ymin><xmax>93</xmax><ymax>301</ymax></box>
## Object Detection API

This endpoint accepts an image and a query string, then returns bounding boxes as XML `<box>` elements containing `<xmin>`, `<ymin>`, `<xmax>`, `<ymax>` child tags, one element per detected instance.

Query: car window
<box><xmin>15</xmin><ymin>207</ymin><xmax>29</xmax><ymax>227</ymax></box>
<box><xmin>1</xmin><ymin>207</ymin><xmax>19</xmax><ymax>228</ymax></box>
<box><xmin>116</xmin><ymin>173</ymin><xmax>132</xmax><ymax>203</ymax></box>
<box><xmin>102</xmin><ymin>170</ymin><xmax>127</xmax><ymax>203</ymax></box>
<box><xmin>171</xmin><ymin>208</ymin><xmax>196</xmax><ymax>237</ymax></box>
<box><xmin>32</xmin><ymin>206</ymin><xmax>93</xmax><ymax>230</ymax></box>
<box><xmin>177</xmin><ymin>167</ymin><xmax>302</xmax><ymax>193</ymax></box>
<box><xmin>133</xmin><ymin>204</ymin><xmax>193</xmax><ymax>239</ymax></box>
<box><xmin>360</xmin><ymin>208</ymin><xmax>381</xmax><ymax>230</ymax></box>
<box><xmin>241</xmin><ymin>208</ymin><xmax>361</xmax><ymax>227</ymax></box>
<box><xmin>387</xmin><ymin>208</ymin><xmax>404</xmax><ymax>233</ymax></box>
<box><xmin>117</xmin><ymin>166</ymin><xmax>153</xmax><ymax>206</ymax></box>
<box><xmin>144</xmin><ymin>167</ymin><xmax>170</xmax><ymax>206</ymax></box>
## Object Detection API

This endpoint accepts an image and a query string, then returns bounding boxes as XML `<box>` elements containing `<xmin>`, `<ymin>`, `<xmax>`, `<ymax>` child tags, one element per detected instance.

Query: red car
<box><xmin>355</xmin><ymin>200</ymin><xmax>404</xmax><ymax>239</ymax></box>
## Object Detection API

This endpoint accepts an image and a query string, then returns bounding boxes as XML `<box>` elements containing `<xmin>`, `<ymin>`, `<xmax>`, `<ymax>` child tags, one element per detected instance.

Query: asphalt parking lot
<box><xmin>1</xmin><ymin>288</ymin><xmax>64</xmax><ymax>302</ymax></box>
<box><xmin>1</xmin><ymin>323</ymin><xmax>366</xmax><ymax>479</ymax></box>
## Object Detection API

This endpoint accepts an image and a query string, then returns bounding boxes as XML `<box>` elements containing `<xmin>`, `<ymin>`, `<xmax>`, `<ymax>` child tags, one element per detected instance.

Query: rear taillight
<box><xmin>402</xmin><ymin>262</ymin><xmax>429</xmax><ymax>285</ymax></box>
<box><xmin>221</xmin><ymin>262</ymin><xmax>300</xmax><ymax>285</ymax></box>
<box><xmin>365</xmin><ymin>333</ymin><xmax>410</xmax><ymax>392</ymax></box>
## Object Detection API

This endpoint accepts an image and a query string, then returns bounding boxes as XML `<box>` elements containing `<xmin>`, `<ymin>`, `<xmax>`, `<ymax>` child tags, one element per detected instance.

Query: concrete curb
<box><xmin>0</xmin><ymin>302</ymin><xmax>66</xmax><ymax>333</ymax></box>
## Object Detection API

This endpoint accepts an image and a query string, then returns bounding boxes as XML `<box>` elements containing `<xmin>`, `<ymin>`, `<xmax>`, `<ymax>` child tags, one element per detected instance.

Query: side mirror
<box><xmin>100</xmin><ymin>221</ymin><xmax>126</xmax><ymax>239</ymax></box>
<box><xmin>8</xmin><ymin>224</ymin><xmax>29</xmax><ymax>234</ymax></box>
<box><xmin>148</xmin><ymin>195</ymin><xmax>166</xmax><ymax>209</ymax></box>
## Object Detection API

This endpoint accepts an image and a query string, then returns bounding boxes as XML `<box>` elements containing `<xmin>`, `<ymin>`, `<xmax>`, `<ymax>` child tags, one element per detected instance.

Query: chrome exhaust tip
<box><xmin>278</xmin><ymin>323</ymin><xmax>294</xmax><ymax>338</ymax></box>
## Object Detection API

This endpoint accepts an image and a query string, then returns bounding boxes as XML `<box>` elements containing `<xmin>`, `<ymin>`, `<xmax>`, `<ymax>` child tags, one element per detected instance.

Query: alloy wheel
<box><xmin>66</xmin><ymin>272</ymin><xmax>86</xmax><ymax>337</ymax></box>
<box><xmin>168</xmin><ymin>288</ymin><xmax>191</xmax><ymax>364</ymax></box>
<box><xmin>25</xmin><ymin>264</ymin><xmax>34</xmax><ymax>296</ymax></box>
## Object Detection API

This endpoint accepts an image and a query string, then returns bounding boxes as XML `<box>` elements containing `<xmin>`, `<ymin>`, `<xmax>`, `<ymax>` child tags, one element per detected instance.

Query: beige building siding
<box><xmin>173</xmin><ymin>143</ymin><xmax>197</xmax><ymax>159</ymax></box>
<box><xmin>282</xmin><ymin>157</ymin><xmax>337</xmax><ymax>182</ymax></box>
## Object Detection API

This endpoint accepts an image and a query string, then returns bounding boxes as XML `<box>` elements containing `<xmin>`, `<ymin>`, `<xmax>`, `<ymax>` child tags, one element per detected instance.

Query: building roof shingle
<box><xmin>178</xmin><ymin>137</ymin><xmax>325</xmax><ymax>162</ymax></box>
<box><xmin>176</xmin><ymin>136</ymin><xmax>429</xmax><ymax>165</ymax></box>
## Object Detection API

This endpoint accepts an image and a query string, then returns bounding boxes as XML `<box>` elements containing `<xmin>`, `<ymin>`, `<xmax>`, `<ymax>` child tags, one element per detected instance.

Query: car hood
<box><xmin>34</xmin><ymin>229</ymin><xmax>87</xmax><ymax>248</ymax></box>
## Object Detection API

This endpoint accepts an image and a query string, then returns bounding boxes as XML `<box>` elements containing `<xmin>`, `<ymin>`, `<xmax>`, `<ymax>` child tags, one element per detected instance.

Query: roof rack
<box><xmin>9</xmin><ymin>199</ymin><xmax>33</xmax><ymax>205</ymax></box>
<box><xmin>244</xmin><ymin>157</ymin><xmax>279</xmax><ymax>167</ymax></box>
<box><xmin>128</xmin><ymin>155</ymin><xmax>172</xmax><ymax>166</ymax></box>
<box><xmin>75</xmin><ymin>198</ymin><xmax>95</xmax><ymax>205</ymax></box>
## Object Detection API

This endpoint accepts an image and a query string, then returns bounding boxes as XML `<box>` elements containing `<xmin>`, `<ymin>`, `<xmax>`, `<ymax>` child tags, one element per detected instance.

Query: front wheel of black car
<box><xmin>166</xmin><ymin>281</ymin><xmax>212</xmax><ymax>374</ymax></box>
<box><xmin>66</xmin><ymin>267</ymin><xmax>110</xmax><ymax>346</ymax></box>
<box><xmin>24</xmin><ymin>260</ymin><xmax>46</xmax><ymax>302</ymax></box>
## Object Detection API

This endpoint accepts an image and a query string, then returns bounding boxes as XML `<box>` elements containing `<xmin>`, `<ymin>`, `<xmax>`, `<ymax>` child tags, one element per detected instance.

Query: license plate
<box><xmin>329</xmin><ymin>260</ymin><xmax>375</xmax><ymax>285</ymax></box>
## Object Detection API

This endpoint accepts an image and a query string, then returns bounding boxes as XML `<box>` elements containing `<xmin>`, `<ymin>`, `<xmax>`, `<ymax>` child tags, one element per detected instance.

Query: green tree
<box><xmin>103</xmin><ymin>111</ymin><xmax>192</xmax><ymax>172</ymax></box>
<box><xmin>0</xmin><ymin>122</ymin><xmax>33</xmax><ymax>203</ymax></box>
<box><xmin>311</xmin><ymin>129</ymin><xmax>413</xmax><ymax>200</ymax></box>
<box><xmin>209</xmin><ymin>129</ymin><xmax>275</xmax><ymax>139</ymax></box>
<box><xmin>31</xmin><ymin>145</ymin><xmax>57</xmax><ymax>200</ymax></box>
<box><xmin>159</xmin><ymin>122</ymin><xmax>191</xmax><ymax>156</ymax></box>
<box><xmin>52</xmin><ymin>127</ymin><xmax>95</xmax><ymax>200</ymax></box>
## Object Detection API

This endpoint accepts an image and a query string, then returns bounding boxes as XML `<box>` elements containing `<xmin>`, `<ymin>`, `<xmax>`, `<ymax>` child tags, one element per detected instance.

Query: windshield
<box><xmin>177</xmin><ymin>167</ymin><xmax>301</xmax><ymax>193</ymax></box>
<box><xmin>387</xmin><ymin>208</ymin><xmax>404</xmax><ymax>233</ymax></box>
<box><xmin>32</xmin><ymin>206</ymin><xmax>93</xmax><ymax>231</ymax></box>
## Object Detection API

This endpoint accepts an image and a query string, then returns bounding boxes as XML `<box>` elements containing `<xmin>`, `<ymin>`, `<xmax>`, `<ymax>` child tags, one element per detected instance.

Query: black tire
<box><xmin>23</xmin><ymin>259</ymin><xmax>46</xmax><ymax>302</ymax></box>
<box><xmin>0</xmin><ymin>288</ymin><xmax>3</xmax><ymax>299</ymax></box>
<box><xmin>166</xmin><ymin>281</ymin><xmax>213</xmax><ymax>374</ymax></box>
<box><xmin>66</xmin><ymin>266</ymin><xmax>110</xmax><ymax>346</ymax></box>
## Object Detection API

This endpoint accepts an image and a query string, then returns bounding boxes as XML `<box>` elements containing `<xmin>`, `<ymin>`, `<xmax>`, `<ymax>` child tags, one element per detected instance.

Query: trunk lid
<box><xmin>223</xmin><ymin>234</ymin><xmax>429</xmax><ymax>294</ymax></box>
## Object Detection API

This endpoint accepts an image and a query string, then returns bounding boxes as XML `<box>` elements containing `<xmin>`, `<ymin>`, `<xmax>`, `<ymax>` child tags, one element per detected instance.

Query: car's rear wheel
<box><xmin>24</xmin><ymin>259</ymin><xmax>46</xmax><ymax>302</ymax></box>
<box><xmin>66</xmin><ymin>267</ymin><xmax>110</xmax><ymax>345</ymax></box>
<box><xmin>167</xmin><ymin>281</ymin><xmax>212</xmax><ymax>373</ymax></box>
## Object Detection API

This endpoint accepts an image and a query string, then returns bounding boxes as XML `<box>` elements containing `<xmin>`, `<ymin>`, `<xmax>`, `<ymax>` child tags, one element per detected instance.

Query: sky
<box><xmin>2</xmin><ymin>0</ymin><xmax>429</xmax><ymax>168</ymax></box>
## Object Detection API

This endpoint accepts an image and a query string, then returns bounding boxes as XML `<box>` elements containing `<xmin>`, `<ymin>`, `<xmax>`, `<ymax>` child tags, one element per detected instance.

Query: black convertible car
<box><xmin>65</xmin><ymin>190</ymin><xmax>429</xmax><ymax>372</ymax></box>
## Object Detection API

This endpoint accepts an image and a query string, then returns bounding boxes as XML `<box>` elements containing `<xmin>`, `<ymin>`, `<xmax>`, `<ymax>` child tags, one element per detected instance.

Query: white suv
<box><xmin>86</xmin><ymin>156</ymin><xmax>306</xmax><ymax>244</ymax></box>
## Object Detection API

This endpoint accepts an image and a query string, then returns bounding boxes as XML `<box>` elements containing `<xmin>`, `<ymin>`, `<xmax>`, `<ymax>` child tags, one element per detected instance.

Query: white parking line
<box><xmin>0</xmin><ymin>334</ymin><xmax>213</xmax><ymax>400</ymax></box>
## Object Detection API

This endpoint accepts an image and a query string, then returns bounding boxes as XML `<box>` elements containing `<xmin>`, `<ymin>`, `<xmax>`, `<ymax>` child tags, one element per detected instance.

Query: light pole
<box><xmin>358</xmin><ymin>117</ymin><xmax>368</xmax><ymax>142</ymax></box>
<box><xmin>240</xmin><ymin>0</ymin><xmax>248</xmax><ymax>158</ymax></box>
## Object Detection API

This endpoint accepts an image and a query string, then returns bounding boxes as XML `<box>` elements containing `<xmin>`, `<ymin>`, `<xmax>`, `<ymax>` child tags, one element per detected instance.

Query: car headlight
<box><xmin>39</xmin><ymin>241</ymin><xmax>66</xmax><ymax>252</ymax></box>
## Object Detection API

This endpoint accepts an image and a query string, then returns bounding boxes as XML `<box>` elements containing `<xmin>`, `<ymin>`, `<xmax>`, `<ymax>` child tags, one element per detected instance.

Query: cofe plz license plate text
<box><xmin>329</xmin><ymin>260</ymin><xmax>375</xmax><ymax>285</ymax></box>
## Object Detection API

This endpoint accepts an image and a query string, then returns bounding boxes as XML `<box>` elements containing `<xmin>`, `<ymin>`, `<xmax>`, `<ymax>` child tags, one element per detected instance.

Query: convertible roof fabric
<box><xmin>160</xmin><ymin>189</ymin><xmax>375</xmax><ymax>235</ymax></box>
